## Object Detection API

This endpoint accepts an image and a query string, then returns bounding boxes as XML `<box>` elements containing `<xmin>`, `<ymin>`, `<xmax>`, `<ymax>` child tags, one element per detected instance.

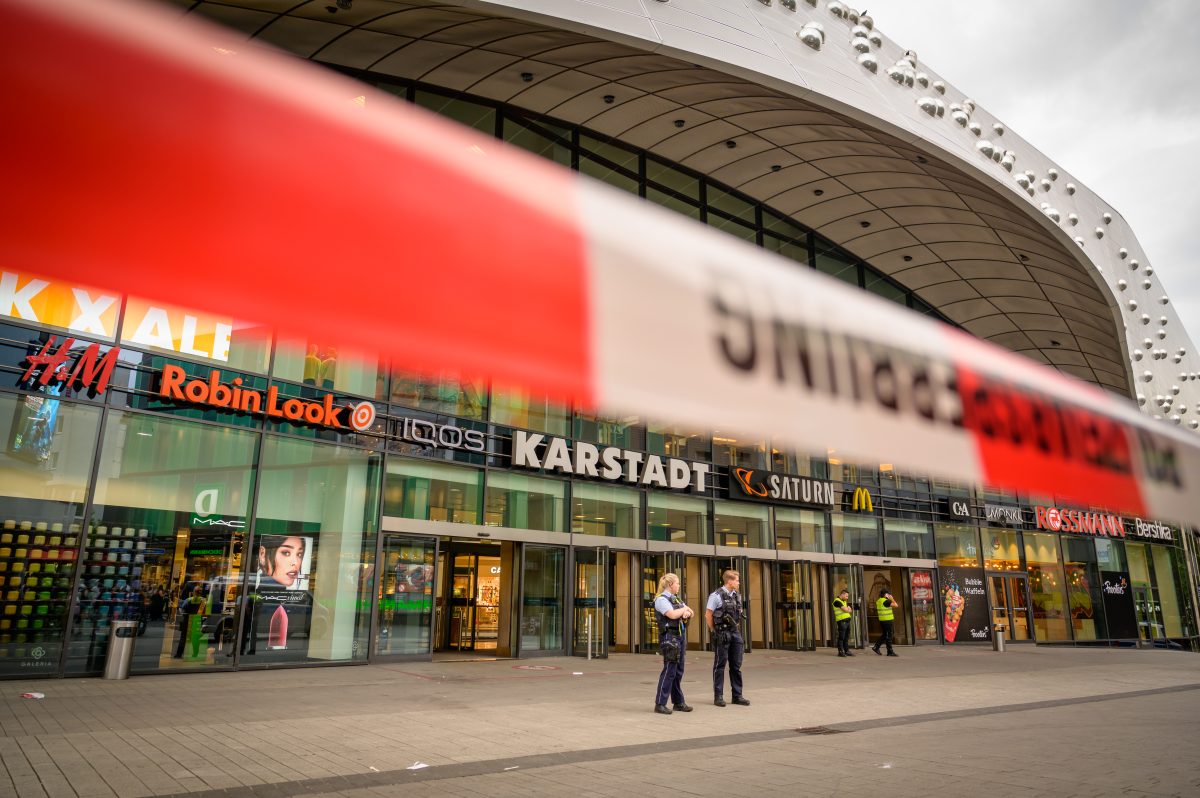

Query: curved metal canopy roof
<box><xmin>171</xmin><ymin>0</ymin><xmax>1132</xmax><ymax>397</ymax></box>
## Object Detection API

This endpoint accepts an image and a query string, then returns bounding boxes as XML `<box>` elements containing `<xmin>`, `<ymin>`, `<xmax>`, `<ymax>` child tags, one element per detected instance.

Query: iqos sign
<box><xmin>396</xmin><ymin>417</ymin><xmax>485</xmax><ymax>452</ymax></box>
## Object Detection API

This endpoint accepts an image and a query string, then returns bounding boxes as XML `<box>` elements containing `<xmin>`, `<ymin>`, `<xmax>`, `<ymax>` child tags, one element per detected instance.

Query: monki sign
<box><xmin>158</xmin><ymin>365</ymin><xmax>376</xmax><ymax>431</ymax></box>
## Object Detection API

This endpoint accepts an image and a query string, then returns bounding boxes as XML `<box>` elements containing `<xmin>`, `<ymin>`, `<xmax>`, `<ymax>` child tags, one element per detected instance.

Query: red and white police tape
<box><xmin>2</xmin><ymin>0</ymin><xmax>1197</xmax><ymax>523</ymax></box>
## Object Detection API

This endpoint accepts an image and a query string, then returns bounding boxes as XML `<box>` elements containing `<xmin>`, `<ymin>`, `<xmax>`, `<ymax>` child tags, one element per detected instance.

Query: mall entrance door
<box><xmin>641</xmin><ymin>552</ymin><xmax>684</xmax><ymax>652</ymax></box>
<box><xmin>829</xmin><ymin>564</ymin><xmax>864</xmax><ymax>649</ymax></box>
<box><xmin>863</xmin><ymin>566</ymin><xmax>910</xmax><ymax>646</ymax></box>
<box><xmin>709</xmin><ymin>555</ymin><xmax>750</xmax><ymax>651</ymax></box>
<box><xmin>372</xmin><ymin>534</ymin><xmax>437</xmax><ymax>660</ymax></box>
<box><xmin>987</xmin><ymin>574</ymin><xmax>1034</xmax><ymax>642</ymax></box>
<box><xmin>571</xmin><ymin>545</ymin><xmax>609</xmax><ymax>658</ymax></box>
<box><xmin>773</xmin><ymin>561</ymin><xmax>815</xmax><ymax>650</ymax></box>
<box><xmin>438</xmin><ymin>542</ymin><xmax>504</xmax><ymax>653</ymax></box>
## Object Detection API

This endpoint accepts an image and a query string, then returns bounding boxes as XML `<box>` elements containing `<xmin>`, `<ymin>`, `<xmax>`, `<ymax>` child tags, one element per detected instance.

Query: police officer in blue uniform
<box><xmin>706</xmin><ymin>569</ymin><xmax>750</xmax><ymax>707</ymax></box>
<box><xmin>653</xmin><ymin>572</ymin><xmax>694</xmax><ymax>715</ymax></box>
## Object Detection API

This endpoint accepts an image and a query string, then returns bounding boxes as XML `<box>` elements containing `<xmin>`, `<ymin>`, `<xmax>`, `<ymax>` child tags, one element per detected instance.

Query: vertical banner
<box><xmin>939</xmin><ymin>566</ymin><xmax>991</xmax><ymax>643</ymax></box>
<box><xmin>1100</xmin><ymin>571</ymin><xmax>1137</xmax><ymax>639</ymax></box>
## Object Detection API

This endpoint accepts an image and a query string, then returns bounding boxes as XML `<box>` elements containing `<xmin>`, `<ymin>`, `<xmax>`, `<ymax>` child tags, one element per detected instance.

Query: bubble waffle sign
<box><xmin>158</xmin><ymin>364</ymin><xmax>375</xmax><ymax>431</ymax></box>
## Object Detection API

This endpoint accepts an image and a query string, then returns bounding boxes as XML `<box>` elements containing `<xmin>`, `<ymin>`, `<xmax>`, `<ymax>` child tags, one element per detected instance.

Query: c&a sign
<box><xmin>1034</xmin><ymin>505</ymin><xmax>1124</xmax><ymax>538</ymax></box>
<box><xmin>158</xmin><ymin>365</ymin><xmax>376</xmax><ymax>431</ymax></box>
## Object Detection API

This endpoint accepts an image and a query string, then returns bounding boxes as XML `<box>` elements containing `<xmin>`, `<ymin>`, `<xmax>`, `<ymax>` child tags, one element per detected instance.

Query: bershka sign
<box><xmin>984</xmin><ymin>504</ymin><xmax>1022</xmax><ymax>525</ymax></box>
<box><xmin>1034</xmin><ymin>506</ymin><xmax>1124</xmax><ymax>537</ymax></box>
<box><xmin>159</xmin><ymin>364</ymin><xmax>376</xmax><ymax>431</ymax></box>
<box><xmin>512</xmin><ymin>430</ymin><xmax>709</xmax><ymax>491</ymax></box>
<box><xmin>731</xmin><ymin>468</ymin><xmax>834</xmax><ymax>507</ymax></box>
<box><xmin>1129</xmin><ymin>518</ymin><xmax>1174</xmax><ymax>542</ymax></box>
<box><xmin>20</xmin><ymin>335</ymin><xmax>119</xmax><ymax>395</ymax></box>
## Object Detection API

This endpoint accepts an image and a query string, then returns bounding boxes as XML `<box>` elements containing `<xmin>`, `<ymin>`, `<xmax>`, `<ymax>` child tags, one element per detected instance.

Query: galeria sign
<box><xmin>512</xmin><ymin>430</ymin><xmax>710</xmax><ymax>491</ymax></box>
<box><xmin>159</xmin><ymin>364</ymin><xmax>376</xmax><ymax>431</ymax></box>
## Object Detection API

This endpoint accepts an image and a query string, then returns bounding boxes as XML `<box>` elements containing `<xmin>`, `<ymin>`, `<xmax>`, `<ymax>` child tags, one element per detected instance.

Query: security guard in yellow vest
<box><xmin>873</xmin><ymin>589</ymin><xmax>898</xmax><ymax>657</ymax></box>
<box><xmin>832</xmin><ymin>589</ymin><xmax>854</xmax><ymax>657</ymax></box>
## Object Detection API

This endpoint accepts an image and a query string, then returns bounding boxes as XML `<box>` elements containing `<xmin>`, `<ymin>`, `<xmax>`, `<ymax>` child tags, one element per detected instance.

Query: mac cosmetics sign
<box><xmin>511</xmin><ymin>430</ymin><xmax>710</xmax><ymax>492</ymax></box>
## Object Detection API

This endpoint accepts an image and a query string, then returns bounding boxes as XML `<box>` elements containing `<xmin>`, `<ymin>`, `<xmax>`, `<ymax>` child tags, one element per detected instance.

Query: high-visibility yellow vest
<box><xmin>833</xmin><ymin>598</ymin><xmax>851</xmax><ymax>622</ymax></box>
<box><xmin>876</xmin><ymin>596</ymin><xmax>894</xmax><ymax>622</ymax></box>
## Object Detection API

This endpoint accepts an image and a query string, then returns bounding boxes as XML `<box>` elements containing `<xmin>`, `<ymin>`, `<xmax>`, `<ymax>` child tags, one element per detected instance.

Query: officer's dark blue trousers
<box><xmin>655</xmin><ymin>632</ymin><xmax>686</xmax><ymax>707</ymax></box>
<box><xmin>712</xmin><ymin>633</ymin><xmax>744</xmax><ymax>699</ymax></box>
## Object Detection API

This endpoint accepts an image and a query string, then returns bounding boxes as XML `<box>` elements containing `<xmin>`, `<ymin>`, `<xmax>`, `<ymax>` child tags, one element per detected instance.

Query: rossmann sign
<box><xmin>730</xmin><ymin>468</ymin><xmax>835</xmax><ymax>508</ymax></box>
<box><xmin>1034</xmin><ymin>506</ymin><xmax>1124</xmax><ymax>538</ymax></box>
<box><xmin>159</xmin><ymin>365</ymin><xmax>376</xmax><ymax>431</ymax></box>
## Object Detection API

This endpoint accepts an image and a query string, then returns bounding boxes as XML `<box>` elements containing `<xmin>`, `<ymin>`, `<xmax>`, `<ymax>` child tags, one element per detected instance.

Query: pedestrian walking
<box><xmin>653</xmin><ymin>573</ymin><xmax>694</xmax><ymax>715</ymax></box>
<box><xmin>833</xmin><ymin>588</ymin><xmax>855</xmax><ymax>657</ymax></box>
<box><xmin>707</xmin><ymin>569</ymin><xmax>749</xmax><ymax>707</ymax></box>
<box><xmin>873</xmin><ymin>589</ymin><xmax>899</xmax><ymax>657</ymax></box>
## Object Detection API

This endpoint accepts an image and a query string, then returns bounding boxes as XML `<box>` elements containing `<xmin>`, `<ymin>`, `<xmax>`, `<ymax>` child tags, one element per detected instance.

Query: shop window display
<box><xmin>1063</xmin><ymin>537</ymin><xmax>1107</xmax><ymax>641</ymax></box>
<box><xmin>1024</xmin><ymin>532</ymin><xmax>1070</xmax><ymax>641</ymax></box>
<box><xmin>245</xmin><ymin>436</ymin><xmax>379</xmax><ymax>665</ymax></box>
<box><xmin>0</xmin><ymin>394</ymin><xmax>100</xmax><ymax>676</ymax></box>
<box><xmin>66</xmin><ymin>411</ymin><xmax>257</xmax><ymax>675</ymax></box>
<box><xmin>983</xmin><ymin>529</ymin><xmax>1022</xmax><ymax>571</ymax></box>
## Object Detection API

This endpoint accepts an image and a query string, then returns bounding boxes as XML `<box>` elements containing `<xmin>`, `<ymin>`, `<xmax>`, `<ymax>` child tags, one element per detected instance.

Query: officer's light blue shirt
<box><xmin>654</xmin><ymin>591</ymin><xmax>677</xmax><ymax>616</ymax></box>
<box><xmin>707</xmin><ymin>588</ymin><xmax>738</xmax><ymax>611</ymax></box>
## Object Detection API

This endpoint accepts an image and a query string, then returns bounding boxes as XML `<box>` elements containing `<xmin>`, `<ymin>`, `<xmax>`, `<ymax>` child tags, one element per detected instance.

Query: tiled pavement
<box><xmin>2</xmin><ymin>645</ymin><xmax>1198</xmax><ymax>797</ymax></box>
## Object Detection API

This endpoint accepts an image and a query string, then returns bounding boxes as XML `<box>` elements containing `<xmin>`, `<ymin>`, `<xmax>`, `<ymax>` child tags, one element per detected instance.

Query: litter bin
<box><xmin>992</xmin><ymin>624</ymin><xmax>1006</xmax><ymax>653</ymax></box>
<box><xmin>103</xmin><ymin>620</ymin><xmax>139</xmax><ymax>679</ymax></box>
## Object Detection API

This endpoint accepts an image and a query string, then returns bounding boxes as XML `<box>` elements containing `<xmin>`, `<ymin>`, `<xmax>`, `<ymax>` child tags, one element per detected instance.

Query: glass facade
<box><xmin>1</xmin><ymin>67</ymin><xmax>1196</xmax><ymax>676</ymax></box>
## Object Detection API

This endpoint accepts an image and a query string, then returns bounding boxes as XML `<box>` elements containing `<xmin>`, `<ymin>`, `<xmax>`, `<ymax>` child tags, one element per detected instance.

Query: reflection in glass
<box><xmin>248</xmin><ymin>436</ymin><xmax>380</xmax><ymax>665</ymax></box>
<box><xmin>1063</xmin><ymin>537</ymin><xmax>1106</xmax><ymax>641</ymax></box>
<box><xmin>883</xmin><ymin>520</ymin><xmax>933</xmax><ymax>559</ymax></box>
<box><xmin>711</xmin><ymin>432</ymin><xmax>767</xmax><ymax>468</ymax></box>
<box><xmin>647</xmin><ymin>494</ymin><xmax>708</xmax><ymax>544</ymax></box>
<box><xmin>521</xmin><ymin>545</ymin><xmax>563</xmax><ymax>653</ymax></box>
<box><xmin>934</xmin><ymin>524</ymin><xmax>981</xmax><ymax>567</ymax></box>
<box><xmin>832</xmin><ymin>513</ymin><xmax>880</xmax><ymax>556</ymax></box>
<box><xmin>390</xmin><ymin>370</ymin><xmax>486</xmax><ymax>419</ymax></box>
<box><xmin>1024</xmin><ymin>532</ymin><xmax>1069</xmax><ymax>641</ymax></box>
<box><xmin>484</xmin><ymin>472</ymin><xmax>563</xmax><ymax>532</ymax></box>
<box><xmin>375</xmin><ymin>536</ymin><xmax>435</xmax><ymax>657</ymax></box>
<box><xmin>712</xmin><ymin>500</ymin><xmax>769</xmax><ymax>548</ymax></box>
<box><xmin>0</xmin><ymin>395</ymin><xmax>100</xmax><ymax>676</ymax></box>
<box><xmin>490</xmin><ymin>389</ymin><xmax>568</xmax><ymax>436</ymax></box>
<box><xmin>982</xmin><ymin>528</ymin><xmax>1022</xmax><ymax>571</ymax></box>
<box><xmin>383</xmin><ymin>460</ymin><xmax>481</xmax><ymax>524</ymax></box>
<box><xmin>68</xmin><ymin>411</ymin><xmax>257</xmax><ymax>674</ymax></box>
<box><xmin>646</xmin><ymin>424</ymin><xmax>710</xmax><ymax>461</ymax></box>
<box><xmin>572</xmin><ymin>483</ymin><xmax>639</xmax><ymax>539</ymax></box>
<box><xmin>273</xmin><ymin>338</ymin><xmax>386</xmax><ymax>399</ymax></box>
<box><xmin>573</xmin><ymin>411</ymin><xmax>643</xmax><ymax>449</ymax></box>
<box><xmin>775</xmin><ymin>507</ymin><xmax>828</xmax><ymax>552</ymax></box>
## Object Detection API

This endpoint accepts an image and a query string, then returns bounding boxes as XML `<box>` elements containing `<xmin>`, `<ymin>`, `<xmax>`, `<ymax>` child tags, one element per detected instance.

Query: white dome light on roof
<box><xmin>858</xmin><ymin>52</ymin><xmax>878</xmax><ymax>72</ymax></box>
<box><xmin>797</xmin><ymin>22</ymin><xmax>824</xmax><ymax>49</ymax></box>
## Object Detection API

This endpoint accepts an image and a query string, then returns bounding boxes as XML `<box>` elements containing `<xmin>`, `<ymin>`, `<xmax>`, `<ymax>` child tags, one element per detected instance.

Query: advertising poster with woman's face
<box><xmin>250</xmin><ymin>534</ymin><xmax>314</xmax><ymax>653</ymax></box>
<box><xmin>257</xmin><ymin>534</ymin><xmax>313</xmax><ymax>591</ymax></box>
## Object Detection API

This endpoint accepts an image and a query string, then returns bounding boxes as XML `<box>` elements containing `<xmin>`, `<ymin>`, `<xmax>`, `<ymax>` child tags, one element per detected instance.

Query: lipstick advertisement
<box><xmin>939</xmin><ymin>566</ymin><xmax>991</xmax><ymax>642</ymax></box>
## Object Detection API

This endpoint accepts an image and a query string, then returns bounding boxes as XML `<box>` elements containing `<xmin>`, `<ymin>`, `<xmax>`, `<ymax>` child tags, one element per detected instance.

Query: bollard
<box><xmin>993</xmin><ymin>624</ymin><xmax>1006</xmax><ymax>653</ymax></box>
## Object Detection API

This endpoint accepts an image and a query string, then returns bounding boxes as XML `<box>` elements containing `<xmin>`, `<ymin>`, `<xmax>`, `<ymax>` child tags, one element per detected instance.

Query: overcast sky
<box><xmin>861</xmin><ymin>0</ymin><xmax>1200</xmax><ymax>347</ymax></box>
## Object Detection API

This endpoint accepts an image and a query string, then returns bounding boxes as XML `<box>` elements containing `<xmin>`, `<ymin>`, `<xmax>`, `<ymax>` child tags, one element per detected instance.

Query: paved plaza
<box><xmin>2</xmin><ymin>645</ymin><xmax>1198</xmax><ymax>797</ymax></box>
